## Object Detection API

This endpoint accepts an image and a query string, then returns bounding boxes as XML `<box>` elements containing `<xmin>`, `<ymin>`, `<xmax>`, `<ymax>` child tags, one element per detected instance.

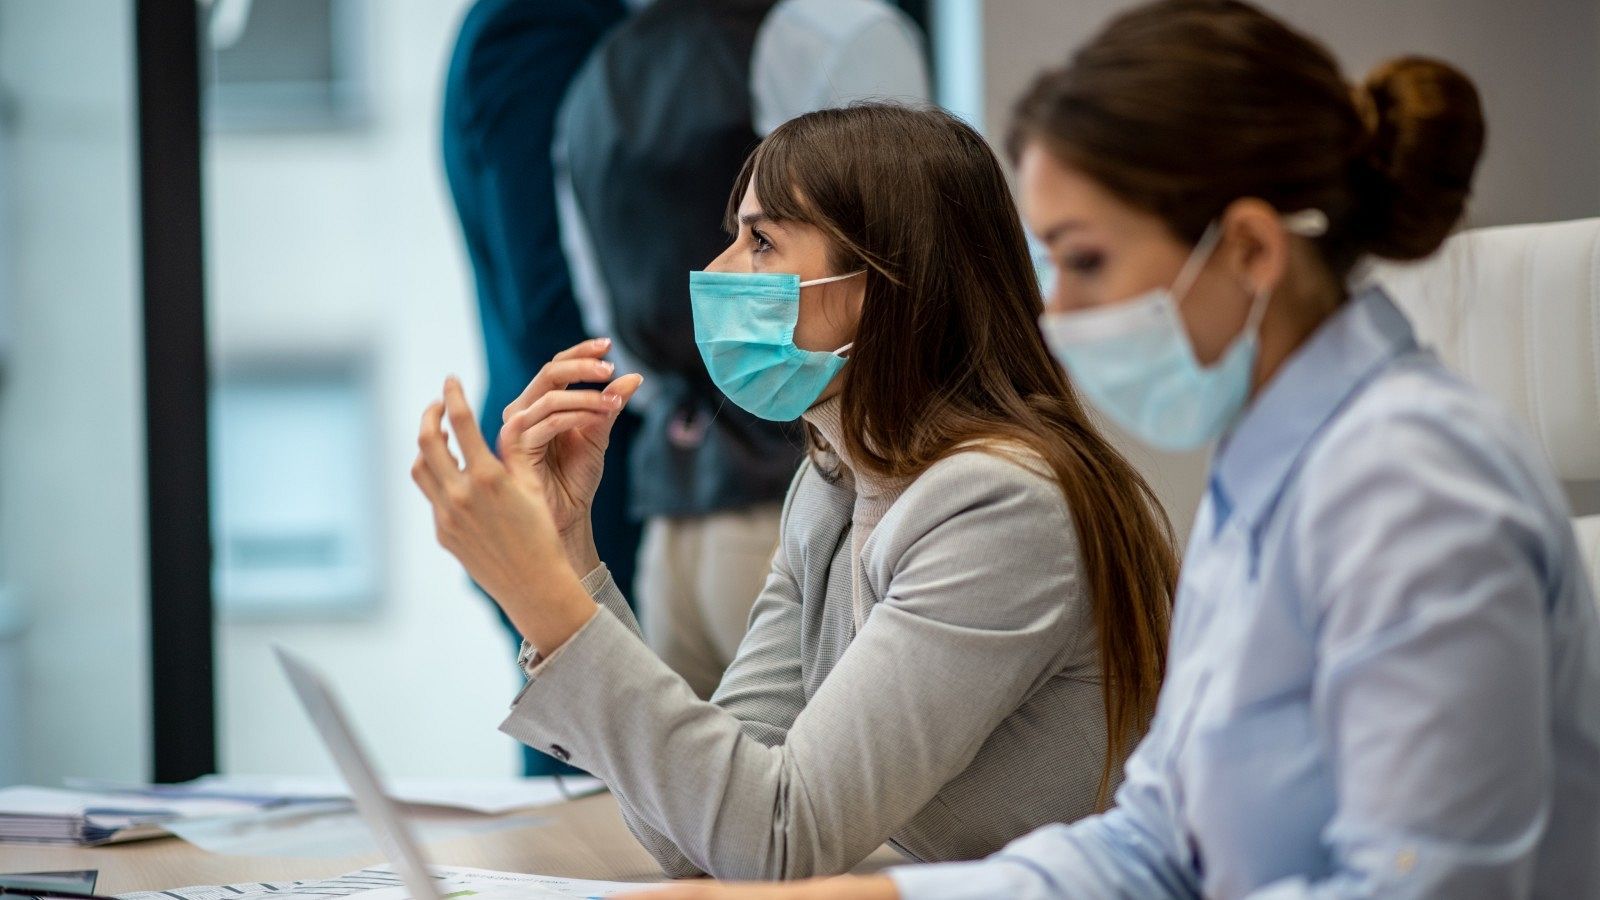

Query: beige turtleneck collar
<box><xmin>802</xmin><ymin>396</ymin><xmax>910</xmax><ymax>505</ymax></box>
<box><xmin>801</xmin><ymin>395</ymin><xmax>911</xmax><ymax>630</ymax></box>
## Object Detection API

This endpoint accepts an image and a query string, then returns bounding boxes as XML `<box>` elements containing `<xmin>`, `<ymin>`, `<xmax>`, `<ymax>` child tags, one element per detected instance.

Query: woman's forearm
<box><xmin>808</xmin><ymin>875</ymin><xmax>898</xmax><ymax>900</ymax></box>
<box><xmin>501</xmin><ymin>562</ymin><xmax>599</xmax><ymax>657</ymax></box>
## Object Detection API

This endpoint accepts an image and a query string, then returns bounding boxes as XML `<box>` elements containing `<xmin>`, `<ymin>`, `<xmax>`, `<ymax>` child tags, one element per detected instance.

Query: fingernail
<box><xmin>607</xmin><ymin>394</ymin><xmax>623</xmax><ymax>407</ymax></box>
<box><xmin>600</xmin><ymin>360</ymin><xmax>615</xmax><ymax>373</ymax></box>
<box><xmin>597</xmin><ymin>337</ymin><xmax>612</xmax><ymax>347</ymax></box>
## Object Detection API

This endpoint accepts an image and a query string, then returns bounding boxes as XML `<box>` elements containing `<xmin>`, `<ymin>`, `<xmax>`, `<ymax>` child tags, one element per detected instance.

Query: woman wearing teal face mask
<box><xmin>411</xmin><ymin>103</ymin><xmax>1179</xmax><ymax>880</ymax></box>
<box><xmin>629</xmin><ymin>2</ymin><xmax>1600</xmax><ymax>898</ymax></box>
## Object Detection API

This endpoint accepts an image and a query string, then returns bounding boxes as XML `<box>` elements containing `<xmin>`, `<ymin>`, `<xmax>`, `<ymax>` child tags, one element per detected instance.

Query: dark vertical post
<box><xmin>136</xmin><ymin>0</ymin><xmax>215</xmax><ymax>782</ymax></box>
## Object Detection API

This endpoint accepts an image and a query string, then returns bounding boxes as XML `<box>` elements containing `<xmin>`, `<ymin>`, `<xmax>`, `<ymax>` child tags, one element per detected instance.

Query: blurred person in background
<box><xmin>552</xmin><ymin>0</ymin><xmax>930</xmax><ymax>698</ymax></box>
<box><xmin>441</xmin><ymin>0</ymin><xmax>634</xmax><ymax>777</ymax></box>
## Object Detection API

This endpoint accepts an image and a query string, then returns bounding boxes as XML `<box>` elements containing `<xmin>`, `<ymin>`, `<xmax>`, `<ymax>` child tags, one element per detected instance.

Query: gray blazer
<box><xmin>500</xmin><ymin>448</ymin><xmax>1109</xmax><ymax>879</ymax></box>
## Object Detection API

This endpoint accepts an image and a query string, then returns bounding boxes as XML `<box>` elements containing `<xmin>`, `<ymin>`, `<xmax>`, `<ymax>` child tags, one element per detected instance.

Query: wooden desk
<box><xmin>0</xmin><ymin>793</ymin><xmax>666</xmax><ymax>894</ymax></box>
<box><xmin>0</xmin><ymin>793</ymin><xmax>905</xmax><ymax>895</ymax></box>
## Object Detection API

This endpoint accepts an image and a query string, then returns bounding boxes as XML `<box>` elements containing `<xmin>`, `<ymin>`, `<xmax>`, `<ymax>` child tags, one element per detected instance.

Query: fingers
<box><xmin>601</xmin><ymin>372</ymin><xmax>645</xmax><ymax>411</ymax></box>
<box><xmin>503</xmin><ymin>338</ymin><xmax>616</xmax><ymax>422</ymax></box>
<box><xmin>443</xmin><ymin>377</ymin><xmax>495</xmax><ymax>469</ymax></box>
<box><xmin>410</xmin><ymin>453</ymin><xmax>444</xmax><ymax>504</ymax></box>
<box><xmin>505</xmin><ymin>388</ymin><xmax>623</xmax><ymax>437</ymax></box>
<box><xmin>502</xmin><ymin>357</ymin><xmax>615</xmax><ymax>422</ymax></box>
<box><xmin>502</xmin><ymin>410</ymin><xmax>611</xmax><ymax>457</ymax></box>
<box><xmin>500</xmin><ymin>374</ymin><xmax>644</xmax><ymax>454</ymax></box>
<box><xmin>416</xmin><ymin>400</ymin><xmax>463</xmax><ymax>485</ymax></box>
<box><xmin>551</xmin><ymin>335</ymin><xmax>613</xmax><ymax>363</ymax></box>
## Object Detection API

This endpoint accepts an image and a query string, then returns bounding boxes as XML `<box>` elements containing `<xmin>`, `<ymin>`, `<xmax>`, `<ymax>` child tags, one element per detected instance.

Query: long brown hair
<box><xmin>1008</xmin><ymin>0</ymin><xmax>1486</xmax><ymax>280</ymax></box>
<box><xmin>729</xmin><ymin>104</ymin><xmax>1177</xmax><ymax>805</ymax></box>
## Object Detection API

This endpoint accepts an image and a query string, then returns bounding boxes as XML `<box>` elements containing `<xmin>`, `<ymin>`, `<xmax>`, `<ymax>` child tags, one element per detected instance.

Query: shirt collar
<box><xmin>1210</xmin><ymin>285</ymin><xmax>1419</xmax><ymax>535</ymax></box>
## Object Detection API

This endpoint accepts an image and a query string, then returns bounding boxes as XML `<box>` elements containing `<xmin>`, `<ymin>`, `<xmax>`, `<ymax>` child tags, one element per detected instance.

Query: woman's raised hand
<box><xmin>498</xmin><ymin>337</ymin><xmax>643</xmax><ymax>571</ymax></box>
<box><xmin>412</xmin><ymin>377</ymin><xmax>598</xmax><ymax>654</ymax></box>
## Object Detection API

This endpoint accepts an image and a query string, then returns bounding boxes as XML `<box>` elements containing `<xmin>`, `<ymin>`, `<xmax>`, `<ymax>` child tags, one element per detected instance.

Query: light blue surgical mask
<box><xmin>690</xmin><ymin>268</ymin><xmax>865</xmax><ymax>421</ymax></box>
<box><xmin>1039</xmin><ymin>210</ymin><xmax>1327</xmax><ymax>452</ymax></box>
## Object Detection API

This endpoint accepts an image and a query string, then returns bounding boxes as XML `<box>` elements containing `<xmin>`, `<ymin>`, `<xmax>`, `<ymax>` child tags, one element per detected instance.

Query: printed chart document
<box><xmin>115</xmin><ymin>864</ymin><xmax>660</xmax><ymax>900</ymax></box>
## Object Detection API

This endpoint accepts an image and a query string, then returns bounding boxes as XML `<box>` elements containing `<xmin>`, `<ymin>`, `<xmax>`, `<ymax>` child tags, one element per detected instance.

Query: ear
<box><xmin>1218</xmin><ymin>198</ymin><xmax>1290</xmax><ymax>298</ymax></box>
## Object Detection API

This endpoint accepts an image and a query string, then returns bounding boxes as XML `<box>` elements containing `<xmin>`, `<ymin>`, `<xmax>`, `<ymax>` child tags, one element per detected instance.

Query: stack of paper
<box><xmin>0</xmin><ymin>786</ymin><xmax>267</xmax><ymax>846</ymax></box>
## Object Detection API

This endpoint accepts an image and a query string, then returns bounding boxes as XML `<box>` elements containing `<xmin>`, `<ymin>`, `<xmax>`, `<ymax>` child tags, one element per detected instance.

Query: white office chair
<box><xmin>1375</xmin><ymin>217</ymin><xmax>1600</xmax><ymax>597</ymax></box>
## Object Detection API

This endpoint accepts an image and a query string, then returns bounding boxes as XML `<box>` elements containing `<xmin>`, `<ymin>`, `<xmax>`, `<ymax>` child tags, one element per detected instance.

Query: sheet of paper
<box><xmin>116</xmin><ymin>865</ymin><xmax>406</xmax><ymax>900</ymax></box>
<box><xmin>69</xmin><ymin>776</ymin><xmax>606</xmax><ymax>816</ymax></box>
<box><xmin>0</xmin><ymin>786</ymin><xmax>264</xmax><ymax>823</ymax></box>
<box><xmin>0</xmin><ymin>786</ymin><xmax>269</xmax><ymax>843</ymax></box>
<box><xmin>115</xmin><ymin>864</ymin><xmax>661</xmax><ymax>900</ymax></box>
<box><xmin>344</xmin><ymin>864</ymin><xmax>659</xmax><ymax>900</ymax></box>
<box><xmin>162</xmin><ymin>802</ymin><xmax>548</xmax><ymax>858</ymax></box>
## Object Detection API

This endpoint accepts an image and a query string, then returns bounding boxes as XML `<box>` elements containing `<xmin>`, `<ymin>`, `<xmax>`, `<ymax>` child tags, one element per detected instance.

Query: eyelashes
<box><xmin>751</xmin><ymin>229</ymin><xmax>774</xmax><ymax>254</ymax></box>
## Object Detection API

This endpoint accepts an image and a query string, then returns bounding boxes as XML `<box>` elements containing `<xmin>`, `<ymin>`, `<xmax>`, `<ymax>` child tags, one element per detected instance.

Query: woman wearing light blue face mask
<box><xmin>411</xmin><ymin>103</ymin><xmax>1179</xmax><ymax>881</ymax></box>
<box><xmin>625</xmin><ymin>2</ymin><xmax>1600</xmax><ymax>899</ymax></box>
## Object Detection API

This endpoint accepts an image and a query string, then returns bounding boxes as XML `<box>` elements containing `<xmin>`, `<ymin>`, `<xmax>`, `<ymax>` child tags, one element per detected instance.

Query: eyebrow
<box><xmin>1039</xmin><ymin>220</ymin><xmax>1090</xmax><ymax>245</ymax></box>
<box><xmin>739</xmin><ymin>211</ymin><xmax>783</xmax><ymax>228</ymax></box>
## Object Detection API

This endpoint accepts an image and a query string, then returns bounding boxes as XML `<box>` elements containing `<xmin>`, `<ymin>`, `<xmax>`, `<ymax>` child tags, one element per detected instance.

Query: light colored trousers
<box><xmin>635</xmin><ymin>503</ymin><xmax>784</xmax><ymax>699</ymax></box>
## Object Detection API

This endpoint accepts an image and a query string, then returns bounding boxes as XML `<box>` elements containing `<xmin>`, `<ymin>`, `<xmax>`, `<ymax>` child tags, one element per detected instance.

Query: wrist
<box><xmin>559</xmin><ymin>517</ymin><xmax>602</xmax><ymax>576</ymax></box>
<box><xmin>506</xmin><ymin>562</ymin><xmax>597</xmax><ymax>657</ymax></box>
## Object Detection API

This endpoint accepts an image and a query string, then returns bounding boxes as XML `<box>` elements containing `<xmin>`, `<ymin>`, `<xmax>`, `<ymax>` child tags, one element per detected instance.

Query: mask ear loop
<box><xmin>1236</xmin><ymin>208</ymin><xmax>1327</xmax><ymax>337</ymax></box>
<box><xmin>798</xmin><ymin>269</ymin><xmax>867</xmax><ymax>358</ymax></box>
<box><xmin>1228</xmin><ymin>206</ymin><xmax>1331</xmax><ymax>336</ymax></box>
<box><xmin>1181</xmin><ymin>205</ymin><xmax>1329</xmax><ymax>318</ymax></box>
<box><xmin>1241</xmin><ymin>282</ymin><xmax>1273</xmax><ymax>334</ymax></box>
<box><xmin>1173</xmin><ymin>207</ymin><xmax>1326</xmax><ymax>308</ymax></box>
<box><xmin>798</xmin><ymin>269</ymin><xmax>867</xmax><ymax>288</ymax></box>
<box><xmin>1170</xmin><ymin>220</ymin><xmax>1227</xmax><ymax>310</ymax></box>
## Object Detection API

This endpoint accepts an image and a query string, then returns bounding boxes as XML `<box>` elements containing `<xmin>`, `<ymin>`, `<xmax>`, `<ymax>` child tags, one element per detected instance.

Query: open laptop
<box><xmin>275</xmin><ymin>647</ymin><xmax>448</xmax><ymax>900</ymax></box>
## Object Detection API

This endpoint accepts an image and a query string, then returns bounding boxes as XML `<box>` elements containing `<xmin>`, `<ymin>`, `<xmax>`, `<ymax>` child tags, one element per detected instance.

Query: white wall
<box><xmin>977</xmin><ymin>0</ymin><xmax>1600</xmax><ymax>228</ymax></box>
<box><xmin>0</xmin><ymin>0</ymin><xmax>151</xmax><ymax>784</ymax></box>
<box><xmin>949</xmin><ymin>0</ymin><xmax>1600</xmax><ymax>538</ymax></box>
<box><xmin>208</xmin><ymin>0</ymin><xmax>520</xmax><ymax>778</ymax></box>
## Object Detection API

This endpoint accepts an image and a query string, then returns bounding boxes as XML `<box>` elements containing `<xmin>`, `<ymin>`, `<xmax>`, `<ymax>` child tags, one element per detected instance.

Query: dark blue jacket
<box><xmin>442</xmin><ymin>0</ymin><xmax>627</xmax><ymax>437</ymax></box>
<box><xmin>441</xmin><ymin>0</ymin><xmax>634</xmax><ymax>777</ymax></box>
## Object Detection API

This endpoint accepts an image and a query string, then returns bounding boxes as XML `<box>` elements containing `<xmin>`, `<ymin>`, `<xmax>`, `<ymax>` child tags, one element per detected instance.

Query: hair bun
<box><xmin>1351</xmin><ymin>56</ymin><xmax>1486</xmax><ymax>261</ymax></box>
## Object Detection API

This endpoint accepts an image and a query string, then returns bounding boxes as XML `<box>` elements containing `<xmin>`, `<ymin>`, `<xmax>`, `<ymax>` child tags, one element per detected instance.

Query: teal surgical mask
<box><xmin>1039</xmin><ymin>210</ymin><xmax>1326</xmax><ymax>452</ymax></box>
<box><xmin>690</xmin><ymin>268</ymin><xmax>865</xmax><ymax>421</ymax></box>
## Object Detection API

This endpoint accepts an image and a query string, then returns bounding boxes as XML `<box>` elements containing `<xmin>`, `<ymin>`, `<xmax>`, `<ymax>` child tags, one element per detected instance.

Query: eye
<box><xmin>751</xmin><ymin>229</ymin><xmax>774</xmax><ymax>254</ymax></box>
<box><xmin>1060</xmin><ymin>250</ymin><xmax>1104</xmax><ymax>275</ymax></box>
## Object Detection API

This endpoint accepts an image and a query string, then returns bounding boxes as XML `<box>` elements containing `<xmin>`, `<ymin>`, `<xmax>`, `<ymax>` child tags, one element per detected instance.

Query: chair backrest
<box><xmin>1374</xmin><ymin>218</ymin><xmax>1600</xmax><ymax>591</ymax></box>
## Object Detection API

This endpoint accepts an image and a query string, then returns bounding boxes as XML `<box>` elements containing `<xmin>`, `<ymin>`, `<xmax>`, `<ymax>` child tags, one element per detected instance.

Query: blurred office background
<box><xmin>1</xmin><ymin>0</ymin><xmax>1597</xmax><ymax>787</ymax></box>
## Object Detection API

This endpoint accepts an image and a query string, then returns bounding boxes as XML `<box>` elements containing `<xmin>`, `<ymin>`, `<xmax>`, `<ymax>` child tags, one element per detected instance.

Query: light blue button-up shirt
<box><xmin>890</xmin><ymin>287</ymin><xmax>1600</xmax><ymax>898</ymax></box>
